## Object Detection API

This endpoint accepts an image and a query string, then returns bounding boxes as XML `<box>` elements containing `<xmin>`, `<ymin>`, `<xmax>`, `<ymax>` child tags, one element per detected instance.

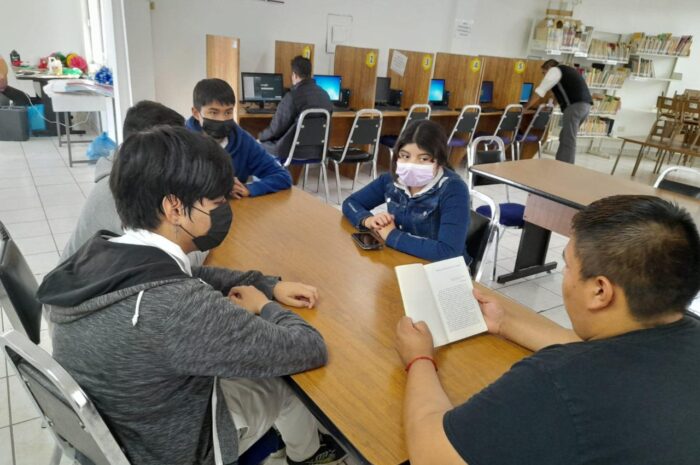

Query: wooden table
<box><xmin>471</xmin><ymin>159</ymin><xmax>700</xmax><ymax>282</ymax></box>
<box><xmin>206</xmin><ymin>188</ymin><xmax>531</xmax><ymax>465</ymax></box>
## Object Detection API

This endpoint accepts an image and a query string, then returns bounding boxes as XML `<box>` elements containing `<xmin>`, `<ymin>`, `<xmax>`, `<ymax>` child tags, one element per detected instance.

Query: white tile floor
<box><xmin>0</xmin><ymin>134</ymin><xmax>692</xmax><ymax>465</ymax></box>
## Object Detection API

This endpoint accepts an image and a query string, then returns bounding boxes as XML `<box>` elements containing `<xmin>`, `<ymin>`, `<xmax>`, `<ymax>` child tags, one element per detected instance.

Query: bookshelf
<box><xmin>528</xmin><ymin>15</ymin><xmax>694</xmax><ymax>148</ymax></box>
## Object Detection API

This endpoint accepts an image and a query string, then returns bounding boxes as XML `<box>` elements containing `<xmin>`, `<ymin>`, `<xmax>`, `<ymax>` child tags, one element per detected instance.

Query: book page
<box><xmin>424</xmin><ymin>257</ymin><xmax>487</xmax><ymax>343</ymax></box>
<box><xmin>395</xmin><ymin>263</ymin><xmax>449</xmax><ymax>347</ymax></box>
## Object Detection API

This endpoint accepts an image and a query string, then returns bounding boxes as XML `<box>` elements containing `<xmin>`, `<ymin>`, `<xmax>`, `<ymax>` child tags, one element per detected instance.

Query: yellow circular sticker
<box><xmin>365</xmin><ymin>51</ymin><xmax>377</xmax><ymax>68</ymax></box>
<box><xmin>469</xmin><ymin>57</ymin><xmax>481</xmax><ymax>73</ymax></box>
<box><xmin>422</xmin><ymin>54</ymin><xmax>433</xmax><ymax>71</ymax></box>
<box><xmin>302</xmin><ymin>46</ymin><xmax>312</xmax><ymax>59</ymax></box>
<box><xmin>514</xmin><ymin>60</ymin><xmax>526</xmax><ymax>74</ymax></box>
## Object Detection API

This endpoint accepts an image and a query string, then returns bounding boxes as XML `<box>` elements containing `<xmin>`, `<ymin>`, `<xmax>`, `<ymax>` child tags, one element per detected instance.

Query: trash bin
<box><xmin>0</xmin><ymin>106</ymin><xmax>30</xmax><ymax>141</ymax></box>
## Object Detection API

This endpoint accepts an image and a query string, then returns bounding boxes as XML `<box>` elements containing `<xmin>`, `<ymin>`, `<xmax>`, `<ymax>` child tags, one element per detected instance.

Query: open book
<box><xmin>395</xmin><ymin>257</ymin><xmax>487</xmax><ymax>347</ymax></box>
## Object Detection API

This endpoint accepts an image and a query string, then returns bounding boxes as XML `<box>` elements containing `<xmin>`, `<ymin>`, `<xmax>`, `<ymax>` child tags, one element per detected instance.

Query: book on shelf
<box><xmin>629</xmin><ymin>32</ymin><xmax>693</xmax><ymax>56</ymax></box>
<box><xmin>587</xmin><ymin>39</ymin><xmax>630</xmax><ymax>62</ymax></box>
<box><xmin>591</xmin><ymin>93</ymin><xmax>621</xmax><ymax>114</ymax></box>
<box><xmin>395</xmin><ymin>257</ymin><xmax>487</xmax><ymax>347</ymax></box>
<box><xmin>582</xmin><ymin>66</ymin><xmax>629</xmax><ymax>88</ymax></box>
<box><xmin>628</xmin><ymin>56</ymin><xmax>655</xmax><ymax>77</ymax></box>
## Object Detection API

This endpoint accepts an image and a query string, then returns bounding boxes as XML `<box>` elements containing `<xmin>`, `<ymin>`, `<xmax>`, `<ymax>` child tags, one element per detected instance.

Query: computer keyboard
<box><xmin>481</xmin><ymin>107</ymin><xmax>504</xmax><ymax>113</ymax></box>
<box><xmin>333</xmin><ymin>105</ymin><xmax>352</xmax><ymax>112</ymax></box>
<box><xmin>245</xmin><ymin>107</ymin><xmax>277</xmax><ymax>114</ymax></box>
<box><xmin>375</xmin><ymin>105</ymin><xmax>402</xmax><ymax>111</ymax></box>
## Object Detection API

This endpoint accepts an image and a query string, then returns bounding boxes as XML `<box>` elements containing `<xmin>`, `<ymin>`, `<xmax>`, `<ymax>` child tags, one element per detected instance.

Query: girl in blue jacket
<box><xmin>342</xmin><ymin>120</ymin><xmax>471</xmax><ymax>262</ymax></box>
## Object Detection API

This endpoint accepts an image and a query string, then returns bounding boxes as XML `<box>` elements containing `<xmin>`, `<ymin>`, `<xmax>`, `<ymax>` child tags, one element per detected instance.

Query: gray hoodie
<box><xmin>38</xmin><ymin>233</ymin><xmax>328</xmax><ymax>465</ymax></box>
<box><xmin>62</xmin><ymin>156</ymin><xmax>120</xmax><ymax>259</ymax></box>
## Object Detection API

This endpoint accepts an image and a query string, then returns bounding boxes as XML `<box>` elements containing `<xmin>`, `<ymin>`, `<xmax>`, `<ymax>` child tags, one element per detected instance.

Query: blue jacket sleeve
<box><xmin>237</xmin><ymin>130</ymin><xmax>292</xmax><ymax>197</ymax></box>
<box><xmin>385</xmin><ymin>177</ymin><xmax>470</xmax><ymax>261</ymax></box>
<box><xmin>342</xmin><ymin>174</ymin><xmax>390</xmax><ymax>228</ymax></box>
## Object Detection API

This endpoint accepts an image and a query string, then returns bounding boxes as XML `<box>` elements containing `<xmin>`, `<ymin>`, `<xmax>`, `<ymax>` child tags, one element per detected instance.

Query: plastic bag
<box><xmin>27</xmin><ymin>104</ymin><xmax>46</xmax><ymax>132</ymax></box>
<box><xmin>86</xmin><ymin>132</ymin><xmax>117</xmax><ymax>160</ymax></box>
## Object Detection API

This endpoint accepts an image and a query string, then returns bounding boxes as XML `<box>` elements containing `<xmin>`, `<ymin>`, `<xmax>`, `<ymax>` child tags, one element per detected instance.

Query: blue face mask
<box><xmin>180</xmin><ymin>203</ymin><xmax>233</xmax><ymax>251</ymax></box>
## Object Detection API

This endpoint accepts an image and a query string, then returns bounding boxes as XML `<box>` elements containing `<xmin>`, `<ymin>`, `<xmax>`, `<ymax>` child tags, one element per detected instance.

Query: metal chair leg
<box><xmin>303</xmin><ymin>164</ymin><xmax>310</xmax><ymax>190</ymax></box>
<box><xmin>537</xmin><ymin>141</ymin><xmax>543</xmax><ymax>159</ymax></box>
<box><xmin>334</xmin><ymin>162</ymin><xmax>342</xmax><ymax>205</ymax></box>
<box><xmin>492</xmin><ymin>227</ymin><xmax>501</xmax><ymax>281</ymax></box>
<box><xmin>352</xmin><ymin>163</ymin><xmax>361</xmax><ymax>192</ymax></box>
<box><xmin>321</xmin><ymin>163</ymin><xmax>330</xmax><ymax>203</ymax></box>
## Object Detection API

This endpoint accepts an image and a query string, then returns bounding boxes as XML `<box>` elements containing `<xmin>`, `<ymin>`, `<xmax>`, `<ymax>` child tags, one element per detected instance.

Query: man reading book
<box><xmin>396</xmin><ymin>195</ymin><xmax>700</xmax><ymax>465</ymax></box>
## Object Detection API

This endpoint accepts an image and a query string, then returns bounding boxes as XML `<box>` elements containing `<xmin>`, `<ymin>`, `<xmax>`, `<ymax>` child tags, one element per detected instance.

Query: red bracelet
<box><xmin>405</xmin><ymin>356</ymin><xmax>438</xmax><ymax>373</ymax></box>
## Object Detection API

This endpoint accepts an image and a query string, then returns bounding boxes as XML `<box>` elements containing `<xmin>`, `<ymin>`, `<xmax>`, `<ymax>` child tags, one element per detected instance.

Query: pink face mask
<box><xmin>395</xmin><ymin>162</ymin><xmax>436</xmax><ymax>187</ymax></box>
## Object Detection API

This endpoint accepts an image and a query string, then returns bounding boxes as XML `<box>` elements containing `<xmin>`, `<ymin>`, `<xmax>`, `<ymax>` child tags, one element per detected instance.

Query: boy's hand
<box><xmin>396</xmin><ymin>316</ymin><xmax>434</xmax><ymax>366</ymax></box>
<box><xmin>273</xmin><ymin>282</ymin><xmax>319</xmax><ymax>308</ymax></box>
<box><xmin>229</xmin><ymin>286</ymin><xmax>270</xmax><ymax>314</ymax></box>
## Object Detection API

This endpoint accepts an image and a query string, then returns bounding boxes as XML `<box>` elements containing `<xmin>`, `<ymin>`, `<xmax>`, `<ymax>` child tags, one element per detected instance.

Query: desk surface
<box><xmin>206</xmin><ymin>188</ymin><xmax>531</xmax><ymax>465</ymax></box>
<box><xmin>471</xmin><ymin>159</ymin><xmax>700</xmax><ymax>219</ymax></box>
<box><xmin>238</xmin><ymin>108</ymin><xmax>470</xmax><ymax>119</ymax></box>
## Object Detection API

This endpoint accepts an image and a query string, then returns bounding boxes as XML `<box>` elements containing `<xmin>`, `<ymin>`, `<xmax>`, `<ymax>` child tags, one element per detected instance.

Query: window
<box><xmin>81</xmin><ymin>0</ymin><xmax>106</xmax><ymax>68</ymax></box>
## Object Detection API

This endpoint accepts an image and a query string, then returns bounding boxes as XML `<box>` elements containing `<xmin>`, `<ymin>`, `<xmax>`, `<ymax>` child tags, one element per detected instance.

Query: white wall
<box><xmin>148</xmin><ymin>0</ymin><xmax>457</xmax><ymax>116</ymax></box>
<box><xmin>141</xmin><ymin>0</ymin><xmax>700</xmax><ymax>136</ymax></box>
<box><xmin>124</xmin><ymin>0</ymin><xmax>156</xmax><ymax>103</ymax></box>
<box><xmin>1</xmin><ymin>0</ymin><xmax>85</xmax><ymax>95</ymax></box>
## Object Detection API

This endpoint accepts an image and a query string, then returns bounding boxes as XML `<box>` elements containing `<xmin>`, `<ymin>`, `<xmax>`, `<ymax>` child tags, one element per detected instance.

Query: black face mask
<box><xmin>201</xmin><ymin>117</ymin><xmax>235</xmax><ymax>140</ymax></box>
<box><xmin>180</xmin><ymin>203</ymin><xmax>233</xmax><ymax>251</ymax></box>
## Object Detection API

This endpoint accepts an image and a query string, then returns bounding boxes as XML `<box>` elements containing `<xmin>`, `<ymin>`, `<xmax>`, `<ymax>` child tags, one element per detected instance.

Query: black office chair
<box><xmin>379</xmin><ymin>104</ymin><xmax>431</xmax><ymax>164</ymax></box>
<box><xmin>467</xmin><ymin>190</ymin><xmax>500</xmax><ymax>283</ymax></box>
<box><xmin>476</xmin><ymin>104</ymin><xmax>523</xmax><ymax>161</ymax></box>
<box><xmin>2</xmin><ymin>330</ymin><xmax>131</xmax><ymax>465</ymax></box>
<box><xmin>0</xmin><ymin>220</ymin><xmax>43</xmax><ymax>344</ymax></box>
<box><xmin>653</xmin><ymin>166</ymin><xmax>700</xmax><ymax>199</ymax></box>
<box><xmin>467</xmin><ymin>136</ymin><xmax>526</xmax><ymax>280</ymax></box>
<box><xmin>280</xmin><ymin>109</ymin><xmax>332</xmax><ymax>202</ymax></box>
<box><xmin>447</xmin><ymin>105</ymin><xmax>481</xmax><ymax>164</ymax></box>
<box><xmin>327</xmin><ymin>109</ymin><xmax>383</xmax><ymax>204</ymax></box>
<box><xmin>515</xmin><ymin>103</ymin><xmax>554</xmax><ymax>160</ymax></box>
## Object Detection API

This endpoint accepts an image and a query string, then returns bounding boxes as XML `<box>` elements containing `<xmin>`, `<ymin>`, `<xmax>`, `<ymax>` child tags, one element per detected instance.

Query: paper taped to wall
<box><xmin>390</xmin><ymin>50</ymin><xmax>408</xmax><ymax>76</ymax></box>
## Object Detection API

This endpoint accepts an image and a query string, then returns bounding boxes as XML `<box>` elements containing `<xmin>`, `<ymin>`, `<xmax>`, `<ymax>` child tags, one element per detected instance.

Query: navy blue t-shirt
<box><xmin>444</xmin><ymin>316</ymin><xmax>700</xmax><ymax>465</ymax></box>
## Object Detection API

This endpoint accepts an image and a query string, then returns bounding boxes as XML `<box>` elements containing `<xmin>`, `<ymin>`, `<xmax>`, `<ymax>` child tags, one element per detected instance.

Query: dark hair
<box><xmin>110</xmin><ymin>126</ymin><xmax>233</xmax><ymax>230</ymax></box>
<box><xmin>122</xmin><ymin>100</ymin><xmax>184</xmax><ymax>139</ymax></box>
<box><xmin>391</xmin><ymin>120</ymin><xmax>451</xmax><ymax>176</ymax></box>
<box><xmin>291</xmin><ymin>56</ymin><xmax>312</xmax><ymax>79</ymax></box>
<box><xmin>542</xmin><ymin>59</ymin><xmax>559</xmax><ymax>69</ymax></box>
<box><xmin>571</xmin><ymin>195</ymin><xmax>700</xmax><ymax>320</ymax></box>
<box><xmin>192</xmin><ymin>78</ymin><xmax>236</xmax><ymax>110</ymax></box>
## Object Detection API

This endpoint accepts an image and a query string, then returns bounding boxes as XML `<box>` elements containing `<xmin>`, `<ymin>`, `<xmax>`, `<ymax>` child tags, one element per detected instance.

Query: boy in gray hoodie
<box><xmin>38</xmin><ymin>126</ymin><xmax>346</xmax><ymax>465</ymax></box>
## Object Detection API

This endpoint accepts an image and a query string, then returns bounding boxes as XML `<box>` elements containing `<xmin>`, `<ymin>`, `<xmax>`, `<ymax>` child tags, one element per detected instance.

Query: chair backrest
<box><xmin>448</xmin><ymin>105</ymin><xmax>481</xmax><ymax>145</ymax></box>
<box><xmin>466</xmin><ymin>136</ymin><xmax>506</xmax><ymax>189</ymax></box>
<box><xmin>282</xmin><ymin>109</ymin><xmax>331</xmax><ymax>167</ymax></box>
<box><xmin>653</xmin><ymin>166</ymin><xmax>700</xmax><ymax>199</ymax></box>
<box><xmin>399</xmin><ymin>104</ymin><xmax>431</xmax><ymax>136</ymax></box>
<box><xmin>467</xmin><ymin>190</ymin><xmax>500</xmax><ymax>283</ymax></box>
<box><xmin>0</xmin><ymin>221</ymin><xmax>43</xmax><ymax>343</ymax></box>
<box><xmin>1</xmin><ymin>330</ymin><xmax>131</xmax><ymax>465</ymax></box>
<box><xmin>494</xmin><ymin>104</ymin><xmax>523</xmax><ymax>134</ymax></box>
<box><xmin>520</xmin><ymin>104</ymin><xmax>554</xmax><ymax>140</ymax></box>
<box><xmin>335</xmin><ymin>109</ymin><xmax>383</xmax><ymax>163</ymax></box>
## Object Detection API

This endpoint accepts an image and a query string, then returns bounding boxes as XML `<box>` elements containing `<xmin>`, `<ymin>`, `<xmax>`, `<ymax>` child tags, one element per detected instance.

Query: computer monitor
<box><xmin>520</xmin><ymin>82</ymin><xmax>534</xmax><ymax>103</ymax></box>
<box><xmin>480</xmin><ymin>81</ymin><xmax>494</xmax><ymax>104</ymax></box>
<box><xmin>375</xmin><ymin>77</ymin><xmax>391</xmax><ymax>103</ymax></box>
<box><xmin>314</xmin><ymin>75</ymin><xmax>342</xmax><ymax>102</ymax></box>
<box><xmin>241</xmin><ymin>72</ymin><xmax>284</xmax><ymax>103</ymax></box>
<box><xmin>429</xmin><ymin>79</ymin><xmax>445</xmax><ymax>103</ymax></box>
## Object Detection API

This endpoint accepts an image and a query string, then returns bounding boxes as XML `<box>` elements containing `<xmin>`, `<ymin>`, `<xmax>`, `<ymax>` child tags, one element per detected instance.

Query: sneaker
<box><xmin>286</xmin><ymin>432</ymin><xmax>347</xmax><ymax>465</ymax></box>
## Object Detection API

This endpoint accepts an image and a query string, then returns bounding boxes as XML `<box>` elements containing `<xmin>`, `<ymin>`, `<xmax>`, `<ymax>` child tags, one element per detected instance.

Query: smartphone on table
<box><xmin>351</xmin><ymin>231</ymin><xmax>383</xmax><ymax>250</ymax></box>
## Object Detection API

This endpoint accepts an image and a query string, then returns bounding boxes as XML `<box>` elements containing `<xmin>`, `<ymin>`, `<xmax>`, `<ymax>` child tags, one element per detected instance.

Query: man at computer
<box><xmin>258</xmin><ymin>56</ymin><xmax>333</xmax><ymax>159</ymax></box>
<box><xmin>524</xmin><ymin>59</ymin><xmax>592</xmax><ymax>164</ymax></box>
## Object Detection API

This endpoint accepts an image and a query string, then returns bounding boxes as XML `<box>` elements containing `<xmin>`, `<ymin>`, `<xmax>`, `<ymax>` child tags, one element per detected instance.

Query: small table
<box><xmin>43</xmin><ymin>80</ymin><xmax>117</xmax><ymax>167</ymax></box>
<box><xmin>206</xmin><ymin>188</ymin><xmax>531</xmax><ymax>465</ymax></box>
<box><xmin>470</xmin><ymin>159</ymin><xmax>700</xmax><ymax>283</ymax></box>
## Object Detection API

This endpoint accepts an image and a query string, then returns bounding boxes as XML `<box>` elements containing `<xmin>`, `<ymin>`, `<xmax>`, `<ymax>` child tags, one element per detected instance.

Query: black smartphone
<box><xmin>351</xmin><ymin>232</ymin><xmax>383</xmax><ymax>250</ymax></box>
